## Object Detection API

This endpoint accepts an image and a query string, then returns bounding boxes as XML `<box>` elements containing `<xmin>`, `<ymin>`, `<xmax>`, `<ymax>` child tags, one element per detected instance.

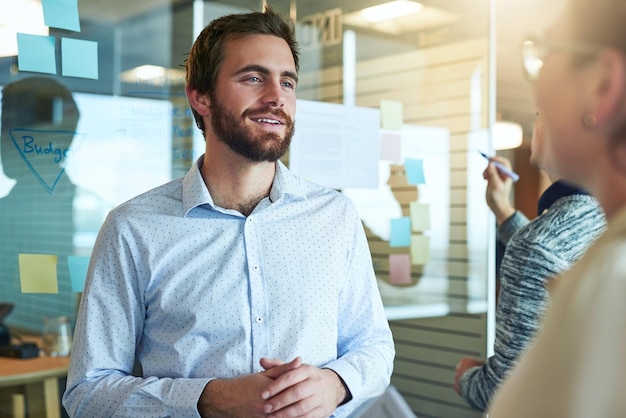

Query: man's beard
<box><xmin>209</xmin><ymin>98</ymin><xmax>295</xmax><ymax>162</ymax></box>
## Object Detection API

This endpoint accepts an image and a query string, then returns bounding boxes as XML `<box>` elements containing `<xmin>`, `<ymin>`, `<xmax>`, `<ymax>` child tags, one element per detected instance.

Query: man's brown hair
<box><xmin>185</xmin><ymin>6</ymin><xmax>299</xmax><ymax>135</ymax></box>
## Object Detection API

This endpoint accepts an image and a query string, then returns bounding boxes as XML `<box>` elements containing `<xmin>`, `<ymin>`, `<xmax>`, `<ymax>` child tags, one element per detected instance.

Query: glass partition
<box><xmin>0</xmin><ymin>1</ymin><xmax>494</xmax><ymax>417</ymax></box>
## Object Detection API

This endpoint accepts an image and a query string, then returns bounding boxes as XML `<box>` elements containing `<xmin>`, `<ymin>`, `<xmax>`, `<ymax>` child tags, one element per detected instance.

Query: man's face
<box><xmin>208</xmin><ymin>34</ymin><xmax>297</xmax><ymax>162</ymax></box>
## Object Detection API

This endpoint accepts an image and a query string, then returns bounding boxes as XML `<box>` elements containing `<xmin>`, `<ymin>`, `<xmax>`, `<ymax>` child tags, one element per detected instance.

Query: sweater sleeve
<box><xmin>459</xmin><ymin>196</ymin><xmax>605</xmax><ymax>411</ymax></box>
<box><xmin>497</xmin><ymin>211</ymin><xmax>529</xmax><ymax>247</ymax></box>
<box><xmin>460</xmin><ymin>244</ymin><xmax>568</xmax><ymax>411</ymax></box>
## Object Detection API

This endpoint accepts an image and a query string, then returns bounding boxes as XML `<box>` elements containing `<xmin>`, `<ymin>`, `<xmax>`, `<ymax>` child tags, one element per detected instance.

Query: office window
<box><xmin>0</xmin><ymin>1</ymin><xmax>494</xmax><ymax>416</ymax></box>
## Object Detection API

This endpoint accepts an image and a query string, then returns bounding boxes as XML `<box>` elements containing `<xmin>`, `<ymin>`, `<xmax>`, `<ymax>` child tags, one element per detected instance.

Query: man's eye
<box><xmin>282</xmin><ymin>81</ymin><xmax>295</xmax><ymax>89</ymax></box>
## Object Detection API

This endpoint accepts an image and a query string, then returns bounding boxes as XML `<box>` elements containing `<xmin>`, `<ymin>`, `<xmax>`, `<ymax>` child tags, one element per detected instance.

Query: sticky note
<box><xmin>380</xmin><ymin>130</ymin><xmax>402</xmax><ymax>162</ymax></box>
<box><xmin>405</xmin><ymin>158</ymin><xmax>425</xmax><ymax>185</ymax></box>
<box><xmin>390</xmin><ymin>217</ymin><xmax>411</xmax><ymax>247</ymax></box>
<box><xmin>410</xmin><ymin>202</ymin><xmax>431</xmax><ymax>232</ymax></box>
<box><xmin>42</xmin><ymin>0</ymin><xmax>81</xmax><ymax>32</ymax></box>
<box><xmin>17</xmin><ymin>33</ymin><xmax>57</xmax><ymax>75</ymax></box>
<box><xmin>410</xmin><ymin>235</ymin><xmax>431</xmax><ymax>265</ymax></box>
<box><xmin>62</xmin><ymin>38</ymin><xmax>99</xmax><ymax>79</ymax></box>
<box><xmin>389</xmin><ymin>254</ymin><xmax>412</xmax><ymax>285</ymax></box>
<box><xmin>68</xmin><ymin>256</ymin><xmax>90</xmax><ymax>292</ymax></box>
<box><xmin>19</xmin><ymin>254</ymin><xmax>59</xmax><ymax>293</ymax></box>
<box><xmin>380</xmin><ymin>100</ymin><xmax>403</xmax><ymax>131</ymax></box>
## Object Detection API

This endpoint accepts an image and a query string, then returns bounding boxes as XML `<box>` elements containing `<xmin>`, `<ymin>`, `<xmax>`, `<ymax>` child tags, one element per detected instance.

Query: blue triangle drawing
<box><xmin>9</xmin><ymin>128</ymin><xmax>83</xmax><ymax>195</ymax></box>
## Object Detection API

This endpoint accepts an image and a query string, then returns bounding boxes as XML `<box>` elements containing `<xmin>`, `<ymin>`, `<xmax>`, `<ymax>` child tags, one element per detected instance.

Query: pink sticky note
<box><xmin>389</xmin><ymin>254</ymin><xmax>412</xmax><ymax>285</ymax></box>
<box><xmin>380</xmin><ymin>130</ymin><xmax>402</xmax><ymax>161</ymax></box>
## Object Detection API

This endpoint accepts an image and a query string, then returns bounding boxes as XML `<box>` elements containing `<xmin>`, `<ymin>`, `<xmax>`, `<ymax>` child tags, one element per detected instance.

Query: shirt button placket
<box><xmin>244</xmin><ymin>215</ymin><xmax>270</xmax><ymax>369</ymax></box>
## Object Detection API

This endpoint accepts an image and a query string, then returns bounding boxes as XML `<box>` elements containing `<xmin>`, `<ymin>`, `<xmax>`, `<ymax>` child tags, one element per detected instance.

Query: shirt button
<box><xmin>256</xmin><ymin>317</ymin><xmax>263</xmax><ymax>323</ymax></box>
<box><xmin>253</xmin><ymin>265</ymin><xmax>259</xmax><ymax>271</ymax></box>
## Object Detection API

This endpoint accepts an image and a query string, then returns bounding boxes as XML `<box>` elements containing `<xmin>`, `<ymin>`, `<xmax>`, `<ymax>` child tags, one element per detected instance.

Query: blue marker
<box><xmin>479</xmin><ymin>151</ymin><xmax>520</xmax><ymax>182</ymax></box>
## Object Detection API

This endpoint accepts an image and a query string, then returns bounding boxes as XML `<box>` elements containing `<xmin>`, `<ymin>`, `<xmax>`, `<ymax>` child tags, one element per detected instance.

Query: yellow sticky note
<box><xmin>19</xmin><ymin>254</ymin><xmax>59</xmax><ymax>293</ymax></box>
<box><xmin>410</xmin><ymin>202</ymin><xmax>431</xmax><ymax>232</ymax></box>
<box><xmin>380</xmin><ymin>100</ymin><xmax>403</xmax><ymax>131</ymax></box>
<box><xmin>410</xmin><ymin>235</ymin><xmax>431</xmax><ymax>265</ymax></box>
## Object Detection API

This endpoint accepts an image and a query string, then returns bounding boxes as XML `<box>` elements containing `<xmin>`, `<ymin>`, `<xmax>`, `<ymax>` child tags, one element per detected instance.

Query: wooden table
<box><xmin>0</xmin><ymin>354</ymin><xmax>70</xmax><ymax>418</ymax></box>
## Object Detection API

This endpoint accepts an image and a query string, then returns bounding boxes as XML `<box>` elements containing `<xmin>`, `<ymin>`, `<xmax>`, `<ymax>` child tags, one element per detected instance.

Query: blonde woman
<box><xmin>490</xmin><ymin>0</ymin><xmax>626</xmax><ymax>416</ymax></box>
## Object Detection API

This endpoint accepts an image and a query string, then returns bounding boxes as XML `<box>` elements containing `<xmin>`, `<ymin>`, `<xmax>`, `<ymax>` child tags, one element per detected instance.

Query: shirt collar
<box><xmin>182</xmin><ymin>156</ymin><xmax>214</xmax><ymax>215</ymax></box>
<box><xmin>537</xmin><ymin>180</ymin><xmax>589</xmax><ymax>216</ymax></box>
<box><xmin>269</xmin><ymin>159</ymin><xmax>308</xmax><ymax>203</ymax></box>
<box><xmin>182</xmin><ymin>155</ymin><xmax>307</xmax><ymax>216</ymax></box>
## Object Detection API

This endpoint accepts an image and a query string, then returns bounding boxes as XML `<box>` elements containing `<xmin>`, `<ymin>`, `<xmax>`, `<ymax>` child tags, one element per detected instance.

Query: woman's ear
<box><xmin>590</xmin><ymin>48</ymin><xmax>626</xmax><ymax>127</ymax></box>
<box><xmin>185</xmin><ymin>86</ymin><xmax>211</xmax><ymax>117</ymax></box>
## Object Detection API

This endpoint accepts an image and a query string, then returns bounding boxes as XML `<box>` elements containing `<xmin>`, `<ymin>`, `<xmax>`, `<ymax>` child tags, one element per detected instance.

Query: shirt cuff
<box><xmin>169</xmin><ymin>378</ymin><xmax>213</xmax><ymax>418</ymax></box>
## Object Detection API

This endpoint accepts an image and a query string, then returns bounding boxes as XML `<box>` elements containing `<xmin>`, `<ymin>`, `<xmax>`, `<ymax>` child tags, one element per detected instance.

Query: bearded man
<box><xmin>63</xmin><ymin>6</ymin><xmax>394</xmax><ymax>418</ymax></box>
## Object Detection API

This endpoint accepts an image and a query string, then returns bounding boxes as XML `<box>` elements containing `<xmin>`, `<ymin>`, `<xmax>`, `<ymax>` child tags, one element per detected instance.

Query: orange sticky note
<box><xmin>19</xmin><ymin>253</ymin><xmax>59</xmax><ymax>293</ymax></box>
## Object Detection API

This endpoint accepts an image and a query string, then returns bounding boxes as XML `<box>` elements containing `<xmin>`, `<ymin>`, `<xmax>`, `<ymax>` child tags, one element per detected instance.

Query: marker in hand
<box><xmin>479</xmin><ymin>151</ymin><xmax>520</xmax><ymax>183</ymax></box>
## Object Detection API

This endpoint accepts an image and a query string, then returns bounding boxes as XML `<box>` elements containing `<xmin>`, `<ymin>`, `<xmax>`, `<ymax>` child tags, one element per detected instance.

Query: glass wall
<box><xmin>0</xmin><ymin>1</ymin><xmax>494</xmax><ymax>417</ymax></box>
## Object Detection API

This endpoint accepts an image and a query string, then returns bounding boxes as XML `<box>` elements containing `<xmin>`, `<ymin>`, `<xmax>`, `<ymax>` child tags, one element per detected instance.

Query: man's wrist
<box><xmin>324</xmin><ymin>369</ymin><xmax>352</xmax><ymax>406</ymax></box>
<box><xmin>197</xmin><ymin>379</ymin><xmax>221</xmax><ymax>418</ymax></box>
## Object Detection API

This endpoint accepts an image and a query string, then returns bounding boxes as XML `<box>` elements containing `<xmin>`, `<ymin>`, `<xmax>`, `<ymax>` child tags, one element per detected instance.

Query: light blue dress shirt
<box><xmin>63</xmin><ymin>157</ymin><xmax>395</xmax><ymax>418</ymax></box>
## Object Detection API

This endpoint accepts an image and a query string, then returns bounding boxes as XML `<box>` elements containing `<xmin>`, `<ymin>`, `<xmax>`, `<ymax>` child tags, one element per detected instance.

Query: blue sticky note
<box><xmin>62</xmin><ymin>38</ymin><xmax>99</xmax><ymax>79</ymax></box>
<box><xmin>405</xmin><ymin>158</ymin><xmax>425</xmax><ymax>185</ymax></box>
<box><xmin>68</xmin><ymin>256</ymin><xmax>90</xmax><ymax>292</ymax></box>
<box><xmin>17</xmin><ymin>33</ymin><xmax>57</xmax><ymax>75</ymax></box>
<box><xmin>390</xmin><ymin>217</ymin><xmax>411</xmax><ymax>247</ymax></box>
<box><xmin>42</xmin><ymin>0</ymin><xmax>81</xmax><ymax>32</ymax></box>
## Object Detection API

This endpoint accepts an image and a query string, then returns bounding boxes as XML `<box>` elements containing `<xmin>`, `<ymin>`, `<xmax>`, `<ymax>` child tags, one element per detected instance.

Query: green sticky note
<box><xmin>19</xmin><ymin>254</ymin><xmax>59</xmax><ymax>294</ymax></box>
<box><xmin>380</xmin><ymin>100</ymin><xmax>403</xmax><ymax>131</ymax></box>
<box><xmin>410</xmin><ymin>235</ymin><xmax>431</xmax><ymax>265</ymax></box>
<box><xmin>410</xmin><ymin>202</ymin><xmax>431</xmax><ymax>232</ymax></box>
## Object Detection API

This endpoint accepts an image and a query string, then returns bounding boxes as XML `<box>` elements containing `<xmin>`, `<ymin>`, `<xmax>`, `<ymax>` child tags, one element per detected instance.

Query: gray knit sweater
<box><xmin>459</xmin><ymin>188</ymin><xmax>606</xmax><ymax>412</ymax></box>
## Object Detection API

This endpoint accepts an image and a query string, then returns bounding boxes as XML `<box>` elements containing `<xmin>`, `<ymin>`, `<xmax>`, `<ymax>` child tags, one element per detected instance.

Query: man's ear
<box><xmin>590</xmin><ymin>48</ymin><xmax>626</xmax><ymax>126</ymax></box>
<box><xmin>186</xmin><ymin>86</ymin><xmax>211</xmax><ymax>117</ymax></box>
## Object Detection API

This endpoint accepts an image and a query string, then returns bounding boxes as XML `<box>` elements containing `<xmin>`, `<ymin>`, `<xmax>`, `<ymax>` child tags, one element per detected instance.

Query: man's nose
<box><xmin>261</xmin><ymin>79</ymin><xmax>285</xmax><ymax>107</ymax></box>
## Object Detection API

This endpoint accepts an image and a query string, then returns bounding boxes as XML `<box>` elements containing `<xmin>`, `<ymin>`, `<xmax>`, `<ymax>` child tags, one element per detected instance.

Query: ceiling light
<box><xmin>0</xmin><ymin>0</ymin><xmax>48</xmax><ymax>58</ymax></box>
<box><xmin>362</xmin><ymin>1</ymin><xmax>424</xmax><ymax>23</ymax></box>
<box><xmin>493</xmin><ymin>121</ymin><xmax>523</xmax><ymax>150</ymax></box>
<box><xmin>120</xmin><ymin>65</ymin><xmax>186</xmax><ymax>86</ymax></box>
<box><xmin>133</xmin><ymin>65</ymin><xmax>167</xmax><ymax>81</ymax></box>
